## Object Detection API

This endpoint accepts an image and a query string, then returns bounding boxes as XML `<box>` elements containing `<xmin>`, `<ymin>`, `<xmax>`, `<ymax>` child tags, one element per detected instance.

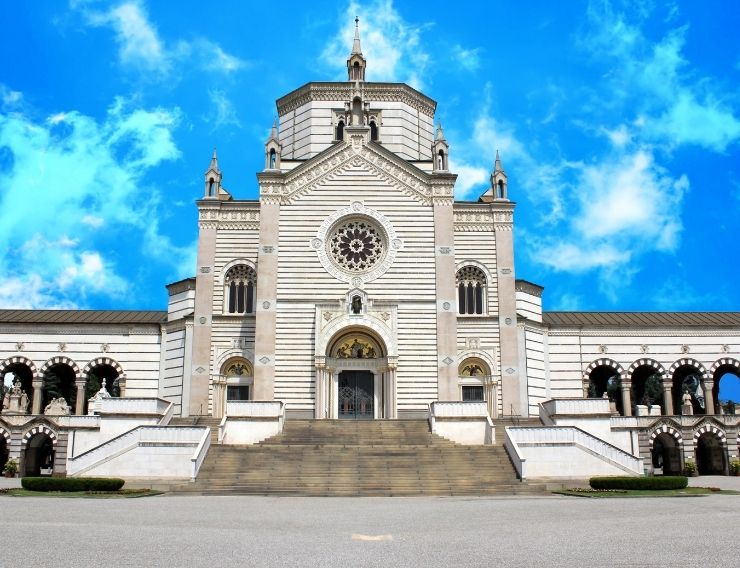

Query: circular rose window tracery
<box><xmin>328</xmin><ymin>218</ymin><xmax>385</xmax><ymax>273</ymax></box>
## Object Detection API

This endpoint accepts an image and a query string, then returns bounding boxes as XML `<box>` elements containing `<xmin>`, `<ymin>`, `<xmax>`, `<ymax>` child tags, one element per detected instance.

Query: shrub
<box><xmin>589</xmin><ymin>476</ymin><xmax>688</xmax><ymax>490</ymax></box>
<box><xmin>21</xmin><ymin>477</ymin><xmax>125</xmax><ymax>492</ymax></box>
<box><xmin>3</xmin><ymin>458</ymin><xmax>18</xmax><ymax>476</ymax></box>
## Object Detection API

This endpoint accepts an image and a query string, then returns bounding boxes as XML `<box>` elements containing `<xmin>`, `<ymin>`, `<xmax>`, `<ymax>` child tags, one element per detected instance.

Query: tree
<box><xmin>43</xmin><ymin>371</ymin><xmax>63</xmax><ymax>406</ymax></box>
<box><xmin>85</xmin><ymin>372</ymin><xmax>101</xmax><ymax>400</ymax></box>
<box><xmin>642</xmin><ymin>373</ymin><xmax>664</xmax><ymax>409</ymax></box>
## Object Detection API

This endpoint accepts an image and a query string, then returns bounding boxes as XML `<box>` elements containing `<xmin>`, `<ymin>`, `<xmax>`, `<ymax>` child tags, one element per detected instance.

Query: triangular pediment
<box><xmin>266</xmin><ymin>139</ymin><xmax>450</xmax><ymax>205</ymax></box>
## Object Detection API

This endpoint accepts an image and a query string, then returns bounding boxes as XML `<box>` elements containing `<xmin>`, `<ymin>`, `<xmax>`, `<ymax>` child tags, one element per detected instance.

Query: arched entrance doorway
<box><xmin>651</xmin><ymin>433</ymin><xmax>682</xmax><ymax>475</ymax></box>
<box><xmin>0</xmin><ymin>433</ymin><xmax>9</xmax><ymax>472</ymax></box>
<box><xmin>695</xmin><ymin>432</ymin><xmax>726</xmax><ymax>475</ymax></box>
<box><xmin>23</xmin><ymin>432</ymin><xmax>55</xmax><ymax>477</ymax></box>
<box><xmin>672</xmin><ymin>364</ymin><xmax>706</xmax><ymax>415</ymax></box>
<box><xmin>587</xmin><ymin>365</ymin><xmax>624</xmax><ymax>415</ymax></box>
<box><xmin>320</xmin><ymin>329</ymin><xmax>391</xmax><ymax>420</ymax></box>
<box><xmin>213</xmin><ymin>358</ymin><xmax>254</xmax><ymax>417</ymax></box>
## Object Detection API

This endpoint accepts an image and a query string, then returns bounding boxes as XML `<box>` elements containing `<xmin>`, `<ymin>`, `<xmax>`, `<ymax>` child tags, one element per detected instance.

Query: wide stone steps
<box><xmin>170</xmin><ymin>418</ymin><xmax>547</xmax><ymax>496</ymax></box>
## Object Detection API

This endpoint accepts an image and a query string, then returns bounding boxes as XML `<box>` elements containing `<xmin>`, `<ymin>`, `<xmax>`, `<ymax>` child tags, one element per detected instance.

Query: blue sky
<box><xmin>1</xmin><ymin>0</ymin><xmax>739</xmax><ymax>316</ymax></box>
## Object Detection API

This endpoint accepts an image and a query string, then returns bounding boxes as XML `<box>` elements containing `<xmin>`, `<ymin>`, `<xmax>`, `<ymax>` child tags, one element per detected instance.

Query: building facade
<box><xmin>1</xmin><ymin>23</ymin><xmax>738</xmax><ymax>478</ymax></box>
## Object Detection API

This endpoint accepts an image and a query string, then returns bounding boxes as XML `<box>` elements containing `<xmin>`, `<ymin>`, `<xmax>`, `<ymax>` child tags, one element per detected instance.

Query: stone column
<box><xmin>582</xmin><ymin>380</ymin><xmax>590</xmax><ymax>399</ymax></box>
<box><xmin>314</xmin><ymin>361</ymin><xmax>326</xmax><ymax>419</ymax></box>
<box><xmin>327</xmin><ymin>368</ymin><xmax>336</xmax><ymax>419</ymax></box>
<box><xmin>703</xmin><ymin>380</ymin><xmax>715</xmax><ymax>414</ymax></box>
<box><xmin>212</xmin><ymin>377</ymin><xmax>226</xmax><ymax>418</ymax></box>
<box><xmin>493</xmin><ymin>204</ymin><xmax>522</xmax><ymax>416</ymax></box>
<box><xmin>662</xmin><ymin>381</ymin><xmax>674</xmax><ymax>416</ymax></box>
<box><xmin>74</xmin><ymin>380</ymin><xmax>86</xmax><ymax>415</ymax></box>
<box><xmin>432</xmin><ymin>189</ymin><xmax>458</xmax><ymax>401</ymax></box>
<box><xmin>621</xmin><ymin>382</ymin><xmax>632</xmax><ymax>417</ymax></box>
<box><xmin>190</xmin><ymin>199</ymin><xmax>219</xmax><ymax>415</ymax></box>
<box><xmin>32</xmin><ymin>379</ymin><xmax>43</xmax><ymax>415</ymax></box>
<box><xmin>253</xmin><ymin>187</ymin><xmax>281</xmax><ymax>401</ymax></box>
<box><xmin>387</xmin><ymin>360</ymin><xmax>397</xmax><ymax>419</ymax></box>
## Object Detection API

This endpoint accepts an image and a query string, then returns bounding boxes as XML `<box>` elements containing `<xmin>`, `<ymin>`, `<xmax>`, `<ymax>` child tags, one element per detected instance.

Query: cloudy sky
<box><xmin>1</xmin><ymin>0</ymin><xmax>739</xmax><ymax>313</ymax></box>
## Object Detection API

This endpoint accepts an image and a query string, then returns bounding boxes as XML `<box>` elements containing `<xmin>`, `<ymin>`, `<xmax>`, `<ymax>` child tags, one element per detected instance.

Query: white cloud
<box><xmin>76</xmin><ymin>1</ymin><xmax>245</xmax><ymax>77</ymax></box>
<box><xmin>207</xmin><ymin>89</ymin><xmax>241</xmax><ymax>132</ymax></box>
<box><xmin>0</xmin><ymin>93</ymin><xmax>190</xmax><ymax>308</ymax></box>
<box><xmin>449</xmin><ymin>159</ymin><xmax>488</xmax><ymax>200</ymax></box>
<box><xmin>452</xmin><ymin>45</ymin><xmax>481</xmax><ymax>71</ymax></box>
<box><xmin>321</xmin><ymin>0</ymin><xmax>431</xmax><ymax>89</ymax></box>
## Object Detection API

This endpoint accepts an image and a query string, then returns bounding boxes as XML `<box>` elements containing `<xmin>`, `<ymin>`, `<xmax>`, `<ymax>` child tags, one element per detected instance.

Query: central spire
<box><xmin>347</xmin><ymin>17</ymin><xmax>366</xmax><ymax>81</ymax></box>
<box><xmin>352</xmin><ymin>16</ymin><xmax>362</xmax><ymax>54</ymax></box>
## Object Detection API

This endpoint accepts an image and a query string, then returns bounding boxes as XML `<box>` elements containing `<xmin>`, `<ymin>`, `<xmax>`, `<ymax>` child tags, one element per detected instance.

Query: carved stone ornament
<box><xmin>262</xmin><ymin>301</ymin><xmax>270</xmax><ymax>309</ymax></box>
<box><xmin>2</xmin><ymin>380</ymin><xmax>29</xmax><ymax>415</ymax></box>
<box><xmin>641</xmin><ymin>344</ymin><xmax>649</xmax><ymax>354</ymax></box>
<box><xmin>466</xmin><ymin>338</ymin><xmax>480</xmax><ymax>350</ymax></box>
<box><xmin>681</xmin><ymin>344</ymin><xmax>690</xmax><ymax>354</ymax></box>
<box><xmin>44</xmin><ymin>397</ymin><xmax>71</xmax><ymax>416</ymax></box>
<box><xmin>259</xmin><ymin>356</ymin><xmax>270</xmax><ymax>365</ymax></box>
<box><xmin>58</xmin><ymin>342</ymin><xmax>67</xmax><ymax>352</ymax></box>
<box><xmin>195</xmin><ymin>366</ymin><xmax>206</xmax><ymax>374</ymax></box>
<box><xmin>721</xmin><ymin>344</ymin><xmax>730</xmax><ymax>354</ymax></box>
<box><xmin>101</xmin><ymin>343</ymin><xmax>110</xmax><ymax>353</ymax></box>
<box><xmin>199</xmin><ymin>317</ymin><xmax>207</xmax><ymax>324</ymax></box>
<box><xmin>506</xmin><ymin>367</ymin><xmax>516</xmax><ymax>374</ymax></box>
<box><xmin>380</xmin><ymin>312</ymin><xmax>391</xmax><ymax>321</ymax></box>
<box><xmin>598</xmin><ymin>345</ymin><xmax>608</xmax><ymax>354</ymax></box>
<box><xmin>311</xmin><ymin>238</ymin><xmax>322</xmax><ymax>249</ymax></box>
<box><xmin>200</xmin><ymin>266</ymin><xmax>211</xmax><ymax>274</ymax></box>
<box><xmin>15</xmin><ymin>342</ymin><xmax>24</xmax><ymax>351</ymax></box>
<box><xmin>442</xmin><ymin>302</ymin><xmax>451</xmax><ymax>310</ymax></box>
<box><xmin>323</xmin><ymin>311</ymin><xmax>334</xmax><ymax>322</ymax></box>
<box><xmin>334</xmin><ymin>337</ymin><xmax>379</xmax><ymax>359</ymax></box>
<box><xmin>442</xmin><ymin>357</ymin><xmax>454</xmax><ymax>366</ymax></box>
<box><xmin>314</xmin><ymin>202</ymin><xmax>400</xmax><ymax>284</ymax></box>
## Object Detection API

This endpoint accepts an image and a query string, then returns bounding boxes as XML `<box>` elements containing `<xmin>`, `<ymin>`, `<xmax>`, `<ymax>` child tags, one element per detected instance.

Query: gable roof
<box><xmin>542</xmin><ymin>311</ymin><xmax>740</xmax><ymax>328</ymax></box>
<box><xmin>0</xmin><ymin>310</ymin><xmax>167</xmax><ymax>325</ymax></box>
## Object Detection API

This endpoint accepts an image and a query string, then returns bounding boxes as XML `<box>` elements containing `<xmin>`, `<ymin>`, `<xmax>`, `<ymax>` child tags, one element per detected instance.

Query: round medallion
<box><xmin>311</xmin><ymin>238</ymin><xmax>322</xmax><ymax>249</ymax></box>
<box><xmin>351</xmin><ymin>277</ymin><xmax>362</xmax><ymax>288</ymax></box>
<box><xmin>443</xmin><ymin>302</ymin><xmax>451</xmax><ymax>310</ymax></box>
<box><xmin>351</xmin><ymin>201</ymin><xmax>363</xmax><ymax>211</ymax></box>
<box><xmin>327</xmin><ymin>218</ymin><xmax>385</xmax><ymax>273</ymax></box>
<box><xmin>262</xmin><ymin>301</ymin><xmax>270</xmax><ymax>309</ymax></box>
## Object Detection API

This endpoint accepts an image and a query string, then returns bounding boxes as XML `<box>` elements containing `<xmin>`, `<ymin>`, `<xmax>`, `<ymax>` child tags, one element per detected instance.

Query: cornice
<box><xmin>276</xmin><ymin>82</ymin><xmax>437</xmax><ymax>117</ymax></box>
<box><xmin>197</xmin><ymin>201</ymin><xmax>261</xmax><ymax>230</ymax></box>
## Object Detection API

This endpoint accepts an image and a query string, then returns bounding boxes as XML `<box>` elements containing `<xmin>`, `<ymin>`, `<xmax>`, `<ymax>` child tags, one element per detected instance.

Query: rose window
<box><xmin>328</xmin><ymin>218</ymin><xmax>385</xmax><ymax>273</ymax></box>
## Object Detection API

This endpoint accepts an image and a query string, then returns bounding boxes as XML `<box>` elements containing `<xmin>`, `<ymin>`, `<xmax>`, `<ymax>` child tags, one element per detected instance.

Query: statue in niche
<box><xmin>351</xmin><ymin>296</ymin><xmax>362</xmax><ymax>314</ymax></box>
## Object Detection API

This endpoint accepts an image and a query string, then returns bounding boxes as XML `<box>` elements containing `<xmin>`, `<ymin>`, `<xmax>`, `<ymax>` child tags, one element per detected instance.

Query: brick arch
<box><xmin>39</xmin><ymin>356</ymin><xmax>80</xmax><ymax>377</ymax></box>
<box><xmin>626</xmin><ymin>358</ymin><xmax>666</xmax><ymax>379</ymax></box>
<box><xmin>23</xmin><ymin>424</ymin><xmax>58</xmax><ymax>446</ymax></box>
<box><xmin>582</xmin><ymin>358</ymin><xmax>626</xmax><ymax>381</ymax></box>
<box><xmin>82</xmin><ymin>357</ymin><xmax>126</xmax><ymax>381</ymax></box>
<box><xmin>668</xmin><ymin>358</ymin><xmax>709</xmax><ymax>380</ymax></box>
<box><xmin>709</xmin><ymin>357</ymin><xmax>740</xmax><ymax>376</ymax></box>
<box><xmin>648</xmin><ymin>423</ymin><xmax>683</xmax><ymax>448</ymax></box>
<box><xmin>693</xmin><ymin>421</ymin><xmax>726</xmax><ymax>444</ymax></box>
<box><xmin>0</xmin><ymin>355</ymin><xmax>38</xmax><ymax>378</ymax></box>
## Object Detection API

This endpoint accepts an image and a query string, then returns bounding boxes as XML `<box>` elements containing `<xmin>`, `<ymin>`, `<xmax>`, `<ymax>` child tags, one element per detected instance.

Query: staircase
<box><xmin>169</xmin><ymin>416</ymin><xmax>222</xmax><ymax>444</ymax></box>
<box><xmin>171</xmin><ymin>419</ymin><xmax>548</xmax><ymax>496</ymax></box>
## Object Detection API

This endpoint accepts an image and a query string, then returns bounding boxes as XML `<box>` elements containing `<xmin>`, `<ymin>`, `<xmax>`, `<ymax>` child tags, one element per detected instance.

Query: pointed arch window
<box><xmin>224</xmin><ymin>265</ymin><xmax>257</xmax><ymax>314</ymax></box>
<box><xmin>456</xmin><ymin>266</ymin><xmax>487</xmax><ymax>315</ymax></box>
<box><xmin>336</xmin><ymin>120</ymin><xmax>345</xmax><ymax>141</ymax></box>
<box><xmin>370</xmin><ymin>120</ymin><xmax>378</xmax><ymax>141</ymax></box>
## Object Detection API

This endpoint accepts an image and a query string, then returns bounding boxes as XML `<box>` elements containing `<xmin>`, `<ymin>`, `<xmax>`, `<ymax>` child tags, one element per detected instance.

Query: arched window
<box><xmin>225</xmin><ymin>265</ymin><xmax>257</xmax><ymax>314</ymax></box>
<box><xmin>208</xmin><ymin>177</ymin><xmax>215</xmax><ymax>196</ymax></box>
<box><xmin>456</xmin><ymin>266</ymin><xmax>486</xmax><ymax>315</ymax></box>
<box><xmin>352</xmin><ymin>61</ymin><xmax>361</xmax><ymax>80</ymax></box>
<box><xmin>370</xmin><ymin>120</ymin><xmax>378</xmax><ymax>141</ymax></box>
<box><xmin>496</xmin><ymin>180</ymin><xmax>504</xmax><ymax>198</ymax></box>
<box><xmin>438</xmin><ymin>149</ymin><xmax>447</xmax><ymax>170</ymax></box>
<box><xmin>336</xmin><ymin>120</ymin><xmax>344</xmax><ymax>141</ymax></box>
<box><xmin>269</xmin><ymin>148</ymin><xmax>276</xmax><ymax>169</ymax></box>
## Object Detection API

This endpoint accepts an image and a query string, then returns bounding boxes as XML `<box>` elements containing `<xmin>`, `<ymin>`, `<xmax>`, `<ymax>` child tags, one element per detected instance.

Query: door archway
<box><xmin>23</xmin><ymin>432</ymin><xmax>56</xmax><ymax>477</ymax></box>
<box><xmin>319</xmin><ymin>328</ymin><xmax>392</xmax><ymax>420</ymax></box>
<box><xmin>695</xmin><ymin>432</ymin><xmax>726</xmax><ymax>475</ymax></box>
<box><xmin>651</xmin><ymin>433</ymin><xmax>682</xmax><ymax>475</ymax></box>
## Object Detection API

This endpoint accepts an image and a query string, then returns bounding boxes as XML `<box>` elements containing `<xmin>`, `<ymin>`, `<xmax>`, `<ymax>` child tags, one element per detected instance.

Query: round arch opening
<box><xmin>2</xmin><ymin>363</ymin><xmax>35</xmax><ymax>413</ymax></box>
<box><xmin>587</xmin><ymin>365</ymin><xmax>623</xmax><ymax>415</ymax></box>
<box><xmin>23</xmin><ymin>432</ymin><xmax>55</xmax><ymax>477</ymax></box>
<box><xmin>672</xmin><ymin>364</ymin><xmax>706</xmax><ymax>416</ymax></box>
<box><xmin>651</xmin><ymin>433</ymin><xmax>682</xmax><ymax>475</ymax></box>
<box><xmin>42</xmin><ymin>363</ymin><xmax>76</xmax><ymax>412</ymax></box>
<box><xmin>695</xmin><ymin>432</ymin><xmax>725</xmax><ymax>475</ymax></box>
<box><xmin>631</xmin><ymin>365</ymin><xmax>663</xmax><ymax>414</ymax></box>
<box><xmin>713</xmin><ymin>366</ymin><xmax>740</xmax><ymax>414</ymax></box>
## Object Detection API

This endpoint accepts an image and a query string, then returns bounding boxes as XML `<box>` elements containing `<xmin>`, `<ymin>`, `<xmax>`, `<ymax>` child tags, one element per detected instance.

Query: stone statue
<box><xmin>2</xmin><ymin>379</ymin><xmax>30</xmax><ymax>415</ymax></box>
<box><xmin>682</xmin><ymin>391</ymin><xmax>692</xmax><ymax>406</ymax></box>
<box><xmin>87</xmin><ymin>380</ymin><xmax>111</xmax><ymax>415</ymax></box>
<box><xmin>44</xmin><ymin>397</ymin><xmax>71</xmax><ymax>416</ymax></box>
<box><xmin>682</xmin><ymin>390</ymin><xmax>694</xmax><ymax>416</ymax></box>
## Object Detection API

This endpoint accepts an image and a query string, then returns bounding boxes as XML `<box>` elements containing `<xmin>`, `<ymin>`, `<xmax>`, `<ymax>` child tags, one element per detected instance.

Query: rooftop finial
<box><xmin>436</xmin><ymin>122</ymin><xmax>445</xmax><ymax>140</ymax></box>
<box><xmin>352</xmin><ymin>16</ymin><xmax>362</xmax><ymax>55</ymax></box>
<box><xmin>209</xmin><ymin>147</ymin><xmax>220</xmax><ymax>171</ymax></box>
<box><xmin>494</xmin><ymin>149</ymin><xmax>503</xmax><ymax>172</ymax></box>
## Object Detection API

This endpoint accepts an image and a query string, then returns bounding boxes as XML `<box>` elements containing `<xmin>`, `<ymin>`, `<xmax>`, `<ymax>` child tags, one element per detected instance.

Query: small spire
<box><xmin>209</xmin><ymin>147</ymin><xmax>220</xmax><ymax>172</ymax></box>
<box><xmin>494</xmin><ymin>149</ymin><xmax>503</xmax><ymax>172</ymax></box>
<box><xmin>352</xmin><ymin>16</ymin><xmax>362</xmax><ymax>54</ymax></box>
<box><xmin>436</xmin><ymin>122</ymin><xmax>445</xmax><ymax>141</ymax></box>
<box><xmin>267</xmin><ymin>119</ymin><xmax>279</xmax><ymax>142</ymax></box>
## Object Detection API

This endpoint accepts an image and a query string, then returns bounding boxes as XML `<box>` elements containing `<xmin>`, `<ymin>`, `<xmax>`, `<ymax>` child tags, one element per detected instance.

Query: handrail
<box><xmin>506</xmin><ymin>426</ymin><xmax>642</xmax><ymax>474</ymax></box>
<box><xmin>190</xmin><ymin>427</ymin><xmax>211</xmax><ymax>480</ymax></box>
<box><xmin>158</xmin><ymin>400</ymin><xmax>175</xmax><ymax>425</ymax></box>
<box><xmin>68</xmin><ymin>426</ymin><xmax>209</xmax><ymax>476</ymax></box>
<box><xmin>218</xmin><ymin>415</ymin><xmax>227</xmax><ymax>444</ymax></box>
<box><xmin>503</xmin><ymin>427</ymin><xmax>527</xmax><ymax>481</ymax></box>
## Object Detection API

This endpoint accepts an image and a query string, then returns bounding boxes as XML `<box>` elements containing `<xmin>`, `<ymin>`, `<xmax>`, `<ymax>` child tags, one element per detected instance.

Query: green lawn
<box><xmin>0</xmin><ymin>488</ymin><xmax>163</xmax><ymax>498</ymax></box>
<box><xmin>554</xmin><ymin>487</ymin><xmax>740</xmax><ymax>498</ymax></box>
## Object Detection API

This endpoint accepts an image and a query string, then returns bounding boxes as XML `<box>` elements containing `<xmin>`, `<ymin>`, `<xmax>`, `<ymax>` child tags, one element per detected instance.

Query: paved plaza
<box><xmin>2</xmin><ymin>489</ymin><xmax>738</xmax><ymax>567</ymax></box>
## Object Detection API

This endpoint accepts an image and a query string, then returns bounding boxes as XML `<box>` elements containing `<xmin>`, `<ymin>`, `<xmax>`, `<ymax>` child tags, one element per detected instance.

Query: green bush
<box><xmin>21</xmin><ymin>477</ymin><xmax>125</xmax><ymax>492</ymax></box>
<box><xmin>589</xmin><ymin>476</ymin><xmax>688</xmax><ymax>490</ymax></box>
